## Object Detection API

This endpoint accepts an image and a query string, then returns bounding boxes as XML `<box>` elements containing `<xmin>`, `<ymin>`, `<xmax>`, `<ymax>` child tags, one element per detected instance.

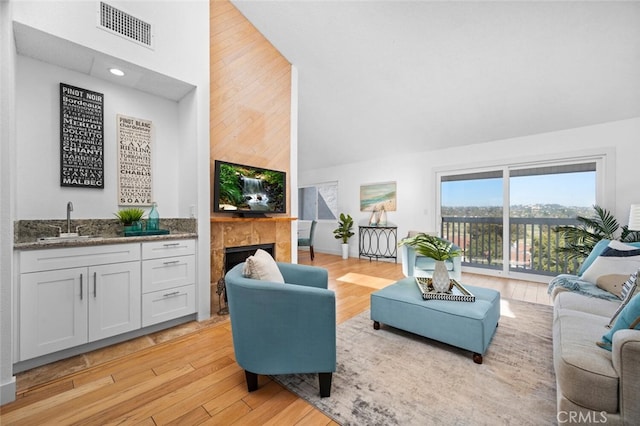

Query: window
<box><xmin>298</xmin><ymin>182</ymin><xmax>338</xmax><ymax>221</ymax></box>
<box><xmin>509</xmin><ymin>163</ymin><xmax>596</xmax><ymax>275</ymax></box>
<box><xmin>441</xmin><ymin>171</ymin><xmax>504</xmax><ymax>269</ymax></box>
<box><xmin>439</xmin><ymin>158</ymin><xmax>599</xmax><ymax>276</ymax></box>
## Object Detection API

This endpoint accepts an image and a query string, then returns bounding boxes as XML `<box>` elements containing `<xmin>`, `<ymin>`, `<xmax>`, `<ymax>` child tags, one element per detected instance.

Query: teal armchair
<box><xmin>225</xmin><ymin>262</ymin><xmax>336</xmax><ymax>397</ymax></box>
<box><xmin>401</xmin><ymin>238</ymin><xmax>462</xmax><ymax>280</ymax></box>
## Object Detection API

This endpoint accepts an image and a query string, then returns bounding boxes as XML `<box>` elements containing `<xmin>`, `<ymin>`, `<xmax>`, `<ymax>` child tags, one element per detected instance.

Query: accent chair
<box><xmin>298</xmin><ymin>220</ymin><xmax>317</xmax><ymax>260</ymax></box>
<box><xmin>224</xmin><ymin>261</ymin><xmax>336</xmax><ymax>397</ymax></box>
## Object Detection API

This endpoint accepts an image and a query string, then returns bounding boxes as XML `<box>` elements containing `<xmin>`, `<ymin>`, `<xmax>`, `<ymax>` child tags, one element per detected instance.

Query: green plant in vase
<box><xmin>114</xmin><ymin>207</ymin><xmax>146</xmax><ymax>232</ymax></box>
<box><xmin>399</xmin><ymin>233</ymin><xmax>461</xmax><ymax>292</ymax></box>
<box><xmin>399</xmin><ymin>233</ymin><xmax>461</xmax><ymax>261</ymax></box>
<box><xmin>333</xmin><ymin>213</ymin><xmax>354</xmax><ymax>259</ymax></box>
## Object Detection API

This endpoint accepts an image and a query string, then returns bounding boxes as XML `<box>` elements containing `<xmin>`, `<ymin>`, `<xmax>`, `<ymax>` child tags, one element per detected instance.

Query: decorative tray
<box><xmin>415</xmin><ymin>277</ymin><xmax>476</xmax><ymax>302</ymax></box>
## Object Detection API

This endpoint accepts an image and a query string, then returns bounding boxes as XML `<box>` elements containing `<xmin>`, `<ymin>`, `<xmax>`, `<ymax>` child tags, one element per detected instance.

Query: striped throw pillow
<box><xmin>607</xmin><ymin>272</ymin><xmax>638</xmax><ymax>328</ymax></box>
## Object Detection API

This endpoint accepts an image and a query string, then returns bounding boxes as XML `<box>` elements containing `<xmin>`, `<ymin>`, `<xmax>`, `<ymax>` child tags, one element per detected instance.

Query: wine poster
<box><xmin>117</xmin><ymin>114</ymin><xmax>153</xmax><ymax>206</ymax></box>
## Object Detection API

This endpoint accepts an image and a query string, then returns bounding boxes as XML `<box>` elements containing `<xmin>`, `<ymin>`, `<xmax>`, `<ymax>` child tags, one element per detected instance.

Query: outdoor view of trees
<box><xmin>440</xmin><ymin>163</ymin><xmax>600</xmax><ymax>276</ymax></box>
<box><xmin>442</xmin><ymin>204</ymin><xmax>594</xmax><ymax>276</ymax></box>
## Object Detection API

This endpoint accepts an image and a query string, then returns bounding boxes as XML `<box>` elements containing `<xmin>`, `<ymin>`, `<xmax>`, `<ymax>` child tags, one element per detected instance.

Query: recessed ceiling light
<box><xmin>109</xmin><ymin>68</ymin><xmax>125</xmax><ymax>77</ymax></box>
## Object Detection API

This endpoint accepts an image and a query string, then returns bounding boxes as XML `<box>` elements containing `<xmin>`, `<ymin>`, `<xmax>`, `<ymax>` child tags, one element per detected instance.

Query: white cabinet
<box><xmin>16</xmin><ymin>239</ymin><xmax>197</xmax><ymax>363</ymax></box>
<box><xmin>88</xmin><ymin>262</ymin><xmax>141</xmax><ymax>341</ymax></box>
<box><xmin>142</xmin><ymin>240</ymin><xmax>196</xmax><ymax>327</ymax></box>
<box><xmin>19</xmin><ymin>268</ymin><xmax>87</xmax><ymax>359</ymax></box>
<box><xmin>142</xmin><ymin>239</ymin><xmax>195</xmax><ymax>260</ymax></box>
<box><xmin>18</xmin><ymin>244</ymin><xmax>141</xmax><ymax>361</ymax></box>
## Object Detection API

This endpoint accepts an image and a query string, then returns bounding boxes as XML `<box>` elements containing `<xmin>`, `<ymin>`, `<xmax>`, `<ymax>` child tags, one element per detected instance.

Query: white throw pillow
<box><xmin>581</xmin><ymin>241</ymin><xmax>640</xmax><ymax>297</ymax></box>
<box><xmin>242</xmin><ymin>249</ymin><xmax>284</xmax><ymax>283</ymax></box>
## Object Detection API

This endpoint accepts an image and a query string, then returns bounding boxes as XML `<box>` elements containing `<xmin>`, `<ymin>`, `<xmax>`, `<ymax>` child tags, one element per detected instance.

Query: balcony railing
<box><xmin>441</xmin><ymin>216</ymin><xmax>581</xmax><ymax>276</ymax></box>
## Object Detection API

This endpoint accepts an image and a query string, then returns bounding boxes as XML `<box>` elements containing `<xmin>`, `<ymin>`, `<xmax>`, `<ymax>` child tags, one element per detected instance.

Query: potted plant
<box><xmin>114</xmin><ymin>207</ymin><xmax>146</xmax><ymax>233</ymax></box>
<box><xmin>554</xmin><ymin>205</ymin><xmax>640</xmax><ymax>265</ymax></box>
<box><xmin>333</xmin><ymin>213</ymin><xmax>355</xmax><ymax>259</ymax></box>
<box><xmin>399</xmin><ymin>233</ymin><xmax>461</xmax><ymax>292</ymax></box>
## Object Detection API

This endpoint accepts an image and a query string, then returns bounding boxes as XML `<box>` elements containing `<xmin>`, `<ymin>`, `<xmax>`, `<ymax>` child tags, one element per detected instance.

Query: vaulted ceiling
<box><xmin>231</xmin><ymin>1</ymin><xmax>640</xmax><ymax>171</ymax></box>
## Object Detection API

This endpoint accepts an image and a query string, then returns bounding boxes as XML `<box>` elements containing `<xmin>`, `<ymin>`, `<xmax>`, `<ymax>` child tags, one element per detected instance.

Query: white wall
<box><xmin>300</xmin><ymin>117</ymin><xmax>640</xmax><ymax>260</ymax></box>
<box><xmin>290</xmin><ymin>66</ymin><xmax>299</xmax><ymax>264</ymax></box>
<box><xmin>1</xmin><ymin>0</ymin><xmax>18</xmax><ymax>406</ymax></box>
<box><xmin>15</xmin><ymin>56</ymin><xmax>185</xmax><ymax>219</ymax></box>
<box><xmin>1</xmin><ymin>0</ymin><xmax>210</xmax><ymax>403</ymax></box>
<box><xmin>11</xmin><ymin>1</ymin><xmax>203</xmax><ymax>85</ymax></box>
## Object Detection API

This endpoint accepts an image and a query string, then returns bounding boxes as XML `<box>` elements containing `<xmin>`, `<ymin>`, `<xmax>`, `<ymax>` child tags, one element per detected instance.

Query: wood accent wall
<box><xmin>210</xmin><ymin>0</ymin><xmax>291</xmax><ymax>183</ymax></box>
<box><xmin>209</xmin><ymin>1</ymin><xmax>293</xmax><ymax>283</ymax></box>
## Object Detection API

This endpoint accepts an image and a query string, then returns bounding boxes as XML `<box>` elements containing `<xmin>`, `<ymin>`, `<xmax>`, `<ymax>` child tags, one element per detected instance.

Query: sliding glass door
<box><xmin>439</xmin><ymin>159</ymin><xmax>597</xmax><ymax>276</ymax></box>
<box><xmin>509</xmin><ymin>163</ymin><xmax>595</xmax><ymax>275</ymax></box>
<box><xmin>441</xmin><ymin>171</ymin><xmax>504</xmax><ymax>270</ymax></box>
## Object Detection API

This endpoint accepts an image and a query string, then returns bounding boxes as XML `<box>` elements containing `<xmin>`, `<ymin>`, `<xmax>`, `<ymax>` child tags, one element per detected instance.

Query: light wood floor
<box><xmin>0</xmin><ymin>252</ymin><xmax>552</xmax><ymax>425</ymax></box>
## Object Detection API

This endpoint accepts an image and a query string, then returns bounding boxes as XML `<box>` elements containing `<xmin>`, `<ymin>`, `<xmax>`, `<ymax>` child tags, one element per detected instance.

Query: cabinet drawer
<box><xmin>142</xmin><ymin>255</ymin><xmax>195</xmax><ymax>293</ymax></box>
<box><xmin>20</xmin><ymin>243</ymin><xmax>140</xmax><ymax>273</ymax></box>
<box><xmin>142</xmin><ymin>285</ymin><xmax>196</xmax><ymax>327</ymax></box>
<box><xmin>142</xmin><ymin>239</ymin><xmax>195</xmax><ymax>260</ymax></box>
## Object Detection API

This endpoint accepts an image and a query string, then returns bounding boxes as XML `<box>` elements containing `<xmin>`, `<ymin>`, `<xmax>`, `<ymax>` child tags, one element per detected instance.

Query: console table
<box><xmin>359</xmin><ymin>225</ymin><xmax>398</xmax><ymax>262</ymax></box>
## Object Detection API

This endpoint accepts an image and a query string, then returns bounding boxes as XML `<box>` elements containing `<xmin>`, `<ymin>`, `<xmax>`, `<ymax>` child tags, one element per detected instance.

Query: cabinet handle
<box><xmin>80</xmin><ymin>274</ymin><xmax>83</xmax><ymax>300</ymax></box>
<box><xmin>163</xmin><ymin>243</ymin><xmax>181</xmax><ymax>247</ymax></box>
<box><xmin>163</xmin><ymin>260</ymin><xmax>180</xmax><ymax>265</ymax></box>
<box><xmin>163</xmin><ymin>291</ymin><xmax>181</xmax><ymax>297</ymax></box>
<box><xmin>93</xmin><ymin>272</ymin><xmax>97</xmax><ymax>298</ymax></box>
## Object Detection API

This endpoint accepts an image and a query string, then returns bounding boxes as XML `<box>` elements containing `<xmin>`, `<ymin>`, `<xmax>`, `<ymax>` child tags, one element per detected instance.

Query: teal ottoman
<box><xmin>370</xmin><ymin>277</ymin><xmax>500</xmax><ymax>363</ymax></box>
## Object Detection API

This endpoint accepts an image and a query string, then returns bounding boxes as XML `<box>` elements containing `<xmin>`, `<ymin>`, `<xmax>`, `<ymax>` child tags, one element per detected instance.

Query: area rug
<box><xmin>337</xmin><ymin>272</ymin><xmax>396</xmax><ymax>290</ymax></box>
<box><xmin>274</xmin><ymin>299</ymin><xmax>556</xmax><ymax>425</ymax></box>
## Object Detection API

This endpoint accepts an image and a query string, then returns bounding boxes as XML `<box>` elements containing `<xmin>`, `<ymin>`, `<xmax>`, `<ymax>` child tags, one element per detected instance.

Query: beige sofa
<box><xmin>553</xmin><ymin>291</ymin><xmax>640</xmax><ymax>424</ymax></box>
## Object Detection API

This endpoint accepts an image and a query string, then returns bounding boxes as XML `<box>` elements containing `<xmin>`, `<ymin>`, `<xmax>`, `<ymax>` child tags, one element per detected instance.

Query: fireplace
<box><xmin>210</xmin><ymin>216</ymin><xmax>294</xmax><ymax>316</ymax></box>
<box><xmin>215</xmin><ymin>243</ymin><xmax>275</xmax><ymax>315</ymax></box>
<box><xmin>224</xmin><ymin>243</ymin><xmax>275</xmax><ymax>273</ymax></box>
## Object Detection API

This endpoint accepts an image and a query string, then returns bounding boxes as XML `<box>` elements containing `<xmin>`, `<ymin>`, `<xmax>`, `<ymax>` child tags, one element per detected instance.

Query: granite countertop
<box><xmin>14</xmin><ymin>218</ymin><xmax>197</xmax><ymax>250</ymax></box>
<box><xmin>14</xmin><ymin>233</ymin><xmax>198</xmax><ymax>250</ymax></box>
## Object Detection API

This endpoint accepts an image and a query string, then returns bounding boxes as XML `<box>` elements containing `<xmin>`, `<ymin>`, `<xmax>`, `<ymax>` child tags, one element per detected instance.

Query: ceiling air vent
<box><xmin>98</xmin><ymin>2</ymin><xmax>154</xmax><ymax>49</ymax></box>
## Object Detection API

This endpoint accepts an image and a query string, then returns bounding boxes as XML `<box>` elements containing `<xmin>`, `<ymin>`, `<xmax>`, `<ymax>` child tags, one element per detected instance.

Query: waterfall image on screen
<box><xmin>242</xmin><ymin>177</ymin><xmax>269</xmax><ymax>210</ymax></box>
<box><xmin>214</xmin><ymin>160</ymin><xmax>286</xmax><ymax>214</ymax></box>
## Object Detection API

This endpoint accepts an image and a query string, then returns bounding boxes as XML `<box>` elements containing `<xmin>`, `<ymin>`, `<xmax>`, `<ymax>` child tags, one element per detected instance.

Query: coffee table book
<box><xmin>415</xmin><ymin>277</ymin><xmax>476</xmax><ymax>302</ymax></box>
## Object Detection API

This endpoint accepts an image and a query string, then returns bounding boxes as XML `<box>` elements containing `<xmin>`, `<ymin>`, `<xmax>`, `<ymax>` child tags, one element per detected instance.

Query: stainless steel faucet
<box><xmin>66</xmin><ymin>201</ymin><xmax>73</xmax><ymax>234</ymax></box>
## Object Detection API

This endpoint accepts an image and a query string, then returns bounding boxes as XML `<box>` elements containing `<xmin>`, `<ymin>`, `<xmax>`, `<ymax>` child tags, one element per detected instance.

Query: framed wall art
<box><xmin>360</xmin><ymin>181</ymin><xmax>397</xmax><ymax>212</ymax></box>
<box><xmin>60</xmin><ymin>83</ymin><xmax>104</xmax><ymax>188</ymax></box>
<box><xmin>117</xmin><ymin>114</ymin><xmax>153</xmax><ymax>206</ymax></box>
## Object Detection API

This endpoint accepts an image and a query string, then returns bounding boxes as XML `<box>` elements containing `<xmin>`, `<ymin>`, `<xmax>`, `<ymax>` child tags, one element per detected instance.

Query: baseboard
<box><xmin>316</xmin><ymin>248</ymin><xmax>343</xmax><ymax>257</ymax></box>
<box><xmin>13</xmin><ymin>314</ymin><xmax>197</xmax><ymax>373</ymax></box>
<box><xmin>0</xmin><ymin>376</ymin><xmax>16</xmax><ymax>405</ymax></box>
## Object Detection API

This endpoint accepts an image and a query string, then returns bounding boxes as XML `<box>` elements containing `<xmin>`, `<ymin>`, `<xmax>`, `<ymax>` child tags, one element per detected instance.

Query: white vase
<box><xmin>378</xmin><ymin>209</ymin><xmax>387</xmax><ymax>226</ymax></box>
<box><xmin>369</xmin><ymin>210</ymin><xmax>378</xmax><ymax>226</ymax></box>
<box><xmin>341</xmin><ymin>243</ymin><xmax>349</xmax><ymax>259</ymax></box>
<box><xmin>432</xmin><ymin>260</ymin><xmax>451</xmax><ymax>292</ymax></box>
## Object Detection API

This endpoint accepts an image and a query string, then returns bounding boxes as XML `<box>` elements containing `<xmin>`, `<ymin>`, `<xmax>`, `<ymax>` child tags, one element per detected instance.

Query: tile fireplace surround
<box><xmin>209</xmin><ymin>216</ymin><xmax>294</xmax><ymax>286</ymax></box>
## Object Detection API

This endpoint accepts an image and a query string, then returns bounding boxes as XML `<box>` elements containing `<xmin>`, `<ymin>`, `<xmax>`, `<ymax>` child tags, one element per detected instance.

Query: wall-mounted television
<box><xmin>213</xmin><ymin>160</ymin><xmax>286</xmax><ymax>217</ymax></box>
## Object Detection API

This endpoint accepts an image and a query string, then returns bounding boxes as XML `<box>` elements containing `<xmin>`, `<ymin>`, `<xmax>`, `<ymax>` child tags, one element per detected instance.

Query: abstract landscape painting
<box><xmin>360</xmin><ymin>182</ymin><xmax>397</xmax><ymax>211</ymax></box>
